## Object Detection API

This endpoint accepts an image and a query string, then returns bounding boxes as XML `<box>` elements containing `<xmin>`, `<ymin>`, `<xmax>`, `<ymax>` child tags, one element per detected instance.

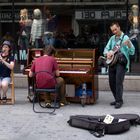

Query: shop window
<box><xmin>0</xmin><ymin>0</ymin><xmax>9</xmax><ymax>2</ymax></box>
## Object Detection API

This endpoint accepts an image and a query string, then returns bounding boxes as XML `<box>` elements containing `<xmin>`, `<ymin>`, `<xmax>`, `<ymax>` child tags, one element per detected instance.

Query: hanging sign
<box><xmin>75</xmin><ymin>10</ymin><xmax>127</xmax><ymax>20</ymax></box>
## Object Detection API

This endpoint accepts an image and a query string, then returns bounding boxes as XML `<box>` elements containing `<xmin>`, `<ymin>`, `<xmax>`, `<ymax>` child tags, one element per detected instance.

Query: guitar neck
<box><xmin>111</xmin><ymin>34</ymin><xmax>136</xmax><ymax>53</ymax></box>
<box><xmin>112</xmin><ymin>45</ymin><xmax>121</xmax><ymax>53</ymax></box>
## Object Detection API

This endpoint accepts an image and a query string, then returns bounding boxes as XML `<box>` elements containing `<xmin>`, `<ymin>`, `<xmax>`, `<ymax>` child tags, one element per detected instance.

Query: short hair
<box><xmin>33</xmin><ymin>8</ymin><xmax>42</xmax><ymax>19</ymax></box>
<box><xmin>110</xmin><ymin>21</ymin><xmax>120</xmax><ymax>28</ymax></box>
<box><xmin>44</xmin><ymin>45</ymin><xmax>56</xmax><ymax>56</ymax></box>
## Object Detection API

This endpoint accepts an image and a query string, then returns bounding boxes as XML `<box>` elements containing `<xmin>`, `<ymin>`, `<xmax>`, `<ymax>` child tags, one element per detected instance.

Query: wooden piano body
<box><xmin>23</xmin><ymin>48</ymin><xmax>98</xmax><ymax>104</ymax></box>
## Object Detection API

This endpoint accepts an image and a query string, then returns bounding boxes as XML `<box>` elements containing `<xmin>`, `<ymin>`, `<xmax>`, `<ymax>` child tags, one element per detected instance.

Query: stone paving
<box><xmin>0</xmin><ymin>88</ymin><xmax>140</xmax><ymax>140</ymax></box>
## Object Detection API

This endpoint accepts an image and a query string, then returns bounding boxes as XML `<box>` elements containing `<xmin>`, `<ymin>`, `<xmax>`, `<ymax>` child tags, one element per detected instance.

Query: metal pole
<box><xmin>126</xmin><ymin>0</ymin><xmax>129</xmax><ymax>34</ymax></box>
<box><xmin>12</xmin><ymin>0</ymin><xmax>15</xmax><ymax>39</ymax></box>
<box><xmin>12</xmin><ymin>0</ymin><xmax>16</xmax><ymax>58</ymax></box>
<box><xmin>138</xmin><ymin>0</ymin><xmax>140</xmax><ymax>19</ymax></box>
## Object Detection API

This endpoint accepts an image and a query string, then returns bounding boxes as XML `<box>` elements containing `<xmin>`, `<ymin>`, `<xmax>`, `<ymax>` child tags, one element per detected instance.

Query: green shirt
<box><xmin>103</xmin><ymin>32</ymin><xmax>135</xmax><ymax>71</ymax></box>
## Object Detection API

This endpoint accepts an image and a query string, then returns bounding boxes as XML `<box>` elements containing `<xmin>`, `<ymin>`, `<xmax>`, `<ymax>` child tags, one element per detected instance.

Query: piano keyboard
<box><xmin>60</xmin><ymin>70</ymin><xmax>88</xmax><ymax>74</ymax></box>
<box><xmin>24</xmin><ymin>69</ymin><xmax>88</xmax><ymax>74</ymax></box>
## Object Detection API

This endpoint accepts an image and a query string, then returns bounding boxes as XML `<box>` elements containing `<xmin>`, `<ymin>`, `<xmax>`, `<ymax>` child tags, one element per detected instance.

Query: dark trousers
<box><xmin>108</xmin><ymin>63</ymin><xmax>126</xmax><ymax>103</ymax></box>
<box><xmin>34</xmin><ymin>39</ymin><xmax>43</xmax><ymax>48</ymax></box>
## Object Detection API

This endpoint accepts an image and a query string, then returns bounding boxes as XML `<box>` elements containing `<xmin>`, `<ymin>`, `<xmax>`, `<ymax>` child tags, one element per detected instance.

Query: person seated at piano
<box><xmin>0</xmin><ymin>41</ymin><xmax>15</xmax><ymax>103</ymax></box>
<box><xmin>29</xmin><ymin>45</ymin><xmax>69</xmax><ymax>107</ymax></box>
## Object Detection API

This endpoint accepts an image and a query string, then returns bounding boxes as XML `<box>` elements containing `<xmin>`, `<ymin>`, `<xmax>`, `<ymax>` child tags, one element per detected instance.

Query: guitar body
<box><xmin>106</xmin><ymin>54</ymin><xmax>114</xmax><ymax>65</ymax></box>
<box><xmin>106</xmin><ymin>53</ymin><xmax>119</xmax><ymax>66</ymax></box>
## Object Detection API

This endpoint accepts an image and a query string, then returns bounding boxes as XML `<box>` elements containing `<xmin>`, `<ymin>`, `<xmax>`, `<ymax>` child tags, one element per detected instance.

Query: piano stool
<box><xmin>32</xmin><ymin>70</ymin><xmax>59</xmax><ymax>114</ymax></box>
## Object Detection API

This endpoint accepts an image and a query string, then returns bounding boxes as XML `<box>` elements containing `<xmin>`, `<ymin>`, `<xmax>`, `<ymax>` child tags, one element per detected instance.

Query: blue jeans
<box><xmin>0</xmin><ymin>77</ymin><xmax>11</xmax><ymax>84</ymax></box>
<box><xmin>43</xmin><ymin>34</ymin><xmax>54</xmax><ymax>46</ymax></box>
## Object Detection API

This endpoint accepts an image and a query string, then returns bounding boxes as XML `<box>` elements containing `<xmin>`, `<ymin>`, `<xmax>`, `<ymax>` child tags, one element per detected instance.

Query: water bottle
<box><xmin>81</xmin><ymin>83</ymin><xmax>87</xmax><ymax>107</ymax></box>
<box><xmin>82</xmin><ymin>83</ymin><xmax>87</xmax><ymax>97</ymax></box>
<box><xmin>29</xmin><ymin>86</ymin><xmax>33</xmax><ymax>93</ymax></box>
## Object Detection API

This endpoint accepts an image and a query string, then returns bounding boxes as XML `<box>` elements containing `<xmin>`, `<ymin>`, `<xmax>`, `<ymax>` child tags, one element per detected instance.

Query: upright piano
<box><xmin>23</xmin><ymin>48</ymin><xmax>98</xmax><ymax>104</ymax></box>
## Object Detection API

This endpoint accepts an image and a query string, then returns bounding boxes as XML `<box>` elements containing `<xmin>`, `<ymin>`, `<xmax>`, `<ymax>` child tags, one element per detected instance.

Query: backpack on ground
<box><xmin>67</xmin><ymin>114</ymin><xmax>140</xmax><ymax>137</ymax></box>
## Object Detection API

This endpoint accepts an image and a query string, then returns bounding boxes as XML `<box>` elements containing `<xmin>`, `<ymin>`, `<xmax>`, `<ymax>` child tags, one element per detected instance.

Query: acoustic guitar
<box><xmin>106</xmin><ymin>34</ymin><xmax>137</xmax><ymax>66</ymax></box>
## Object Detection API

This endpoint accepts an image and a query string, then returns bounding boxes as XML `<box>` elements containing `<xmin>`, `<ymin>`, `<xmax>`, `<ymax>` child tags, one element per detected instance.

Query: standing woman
<box><xmin>0</xmin><ymin>41</ymin><xmax>15</xmax><ymax>102</ymax></box>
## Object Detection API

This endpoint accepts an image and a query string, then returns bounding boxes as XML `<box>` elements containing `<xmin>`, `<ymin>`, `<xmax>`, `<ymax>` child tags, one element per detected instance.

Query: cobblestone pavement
<box><xmin>0</xmin><ymin>88</ymin><xmax>140</xmax><ymax>140</ymax></box>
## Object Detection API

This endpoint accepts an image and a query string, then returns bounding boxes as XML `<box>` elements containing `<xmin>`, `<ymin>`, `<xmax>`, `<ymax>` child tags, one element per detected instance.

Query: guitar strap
<box><xmin>119</xmin><ymin>34</ymin><xmax>125</xmax><ymax>49</ymax></box>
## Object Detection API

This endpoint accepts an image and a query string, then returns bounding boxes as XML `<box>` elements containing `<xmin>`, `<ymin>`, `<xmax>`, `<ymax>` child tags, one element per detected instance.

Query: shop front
<box><xmin>0</xmin><ymin>3</ymin><xmax>140</xmax><ymax>74</ymax></box>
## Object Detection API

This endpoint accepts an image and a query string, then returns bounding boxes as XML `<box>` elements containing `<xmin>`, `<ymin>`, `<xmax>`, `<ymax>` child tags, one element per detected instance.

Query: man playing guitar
<box><xmin>103</xmin><ymin>22</ymin><xmax>135</xmax><ymax>109</ymax></box>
